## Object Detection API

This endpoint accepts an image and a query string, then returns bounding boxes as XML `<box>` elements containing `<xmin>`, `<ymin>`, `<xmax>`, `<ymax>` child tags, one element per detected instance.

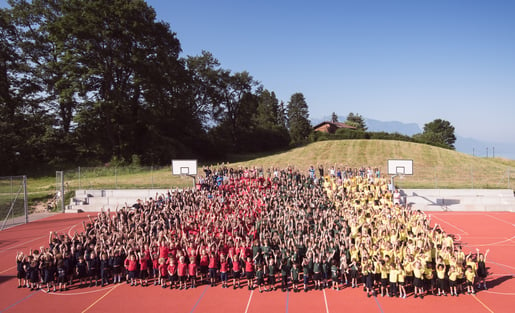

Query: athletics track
<box><xmin>0</xmin><ymin>212</ymin><xmax>514</xmax><ymax>313</ymax></box>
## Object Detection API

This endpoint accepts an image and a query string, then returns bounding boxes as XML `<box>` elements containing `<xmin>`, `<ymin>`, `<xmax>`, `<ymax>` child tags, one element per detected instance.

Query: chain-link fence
<box><xmin>0</xmin><ymin>176</ymin><xmax>28</xmax><ymax>229</ymax></box>
<box><xmin>61</xmin><ymin>165</ymin><xmax>186</xmax><ymax>191</ymax></box>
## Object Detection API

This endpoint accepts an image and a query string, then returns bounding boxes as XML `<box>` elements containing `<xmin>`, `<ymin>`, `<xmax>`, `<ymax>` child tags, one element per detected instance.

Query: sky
<box><xmin>2</xmin><ymin>0</ymin><xmax>514</xmax><ymax>147</ymax></box>
<box><xmin>143</xmin><ymin>0</ymin><xmax>515</xmax><ymax>145</ymax></box>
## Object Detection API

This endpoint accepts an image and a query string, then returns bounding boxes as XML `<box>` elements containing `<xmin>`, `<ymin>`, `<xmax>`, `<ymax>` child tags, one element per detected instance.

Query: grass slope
<box><xmin>221</xmin><ymin>140</ymin><xmax>515</xmax><ymax>189</ymax></box>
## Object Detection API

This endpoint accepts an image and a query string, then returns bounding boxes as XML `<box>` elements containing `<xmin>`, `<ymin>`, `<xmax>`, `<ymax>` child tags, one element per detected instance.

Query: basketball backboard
<box><xmin>172</xmin><ymin>160</ymin><xmax>198</xmax><ymax>175</ymax></box>
<box><xmin>387</xmin><ymin>159</ymin><xmax>413</xmax><ymax>175</ymax></box>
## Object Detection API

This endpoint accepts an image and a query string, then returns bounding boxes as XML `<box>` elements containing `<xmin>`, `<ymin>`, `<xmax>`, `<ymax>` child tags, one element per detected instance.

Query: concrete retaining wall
<box><xmin>67</xmin><ymin>188</ymin><xmax>515</xmax><ymax>213</ymax></box>
<box><xmin>403</xmin><ymin>189</ymin><xmax>515</xmax><ymax>212</ymax></box>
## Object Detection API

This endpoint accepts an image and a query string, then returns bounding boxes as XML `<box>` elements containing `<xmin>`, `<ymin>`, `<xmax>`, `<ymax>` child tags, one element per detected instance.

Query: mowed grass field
<box><xmin>2</xmin><ymin>139</ymin><xmax>514</xmax><ymax>217</ymax></box>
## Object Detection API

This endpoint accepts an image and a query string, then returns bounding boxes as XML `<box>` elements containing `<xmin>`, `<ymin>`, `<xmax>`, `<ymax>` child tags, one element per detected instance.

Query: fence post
<box><xmin>470</xmin><ymin>166</ymin><xmax>474</xmax><ymax>189</ymax></box>
<box><xmin>23</xmin><ymin>176</ymin><xmax>28</xmax><ymax>224</ymax></box>
<box><xmin>78</xmin><ymin>166</ymin><xmax>81</xmax><ymax>190</ymax></box>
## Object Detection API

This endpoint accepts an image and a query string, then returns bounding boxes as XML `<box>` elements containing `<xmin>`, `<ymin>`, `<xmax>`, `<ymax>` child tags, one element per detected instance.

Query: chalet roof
<box><xmin>313</xmin><ymin>121</ymin><xmax>356</xmax><ymax>130</ymax></box>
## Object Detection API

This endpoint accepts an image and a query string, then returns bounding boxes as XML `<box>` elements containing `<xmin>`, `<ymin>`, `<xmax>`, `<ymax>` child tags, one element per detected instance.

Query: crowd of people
<box><xmin>15</xmin><ymin>164</ymin><xmax>489</xmax><ymax>298</ymax></box>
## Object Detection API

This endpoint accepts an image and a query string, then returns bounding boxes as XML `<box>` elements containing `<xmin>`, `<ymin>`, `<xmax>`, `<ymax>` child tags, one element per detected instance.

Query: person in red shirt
<box><xmin>167</xmin><ymin>257</ymin><xmax>177</xmax><ymax>289</ymax></box>
<box><xmin>177</xmin><ymin>256</ymin><xmax>188</xmax><ymax>290</ymax></box>
<box><xmin>188</xmin><ymin>258</ymin><xmax>198</xmax><ymax>289</ymax></box>
<box><xmin>232</xmin><ymin>254</ymin><xmax>242</xmax><ymax>289</ymax></box>
<box><xmin>208</xmin><ymin>251</ymin><xmax>218</xmax><ymax>287</ymax></box>
<box><xmin>245</xmin><ymin>256</ymin><xmax>255</xmax><ymax>290</ymax></box>
<box><xmin>126</xmin><ymin>254</ymin><xmax>138</xmax><ymax>286</ymax></box>
<box><xmin>138</xmin><ymin>252</ymin><xmax>149</xmax><ymax>287</ymax></box>
<box><xmin>159</xmin><ymin>240</ymin><xmax>169</xmax><ymax>261</ymax></box>
<box><xmin>158</xmin><ymin>258</ymin><xmax>167</xmax><ymax>288</ymax></box>
<box><xmin>199</xmin><ymin>250</ymin><xmax>209</xmax><ymax>285</ymax></box>
<box><xmin>220</xmin><ymin>254</ymin><xmax>229</xmax><ymax>288</ymax></box>
<box><xmin>151</xmin><ymin>253</ymin><xmax>160</xmax><ymax>286</ymax></box>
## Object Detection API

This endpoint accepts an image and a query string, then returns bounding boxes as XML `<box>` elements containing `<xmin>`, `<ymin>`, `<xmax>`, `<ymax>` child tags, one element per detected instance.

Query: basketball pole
<box><xmin>390</xmin><ymin>174</ymin><xmax>397</xmax><ymax>191</ymax></box>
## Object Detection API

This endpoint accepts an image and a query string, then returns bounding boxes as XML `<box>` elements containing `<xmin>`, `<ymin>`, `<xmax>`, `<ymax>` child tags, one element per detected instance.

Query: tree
<box><xmin>414</xmin><ymin>119</ymin><xmax>456</xmax><ymax>149</ymax></box>
<box><xmin>287</xmin><ymin>93</ymin><xmax>311</xmax><ymax>146</ymax></box>
<box><xmin>250</xmin><ymin>89</ymin><xmax>290</xmax><ymax>150</ymax></box>
<box><xmin>345</xmin><ymin>112</ymin><xmax>367</xmax><ymax>131</ymax></box>
<box><xmin>186</xmin><ymin>50</ymin><xmax>225</xmax><ymax>127</ymax></box>
<box><xmin>331</xmin><ymin>112</ymin><xmax>338</xmax><ymax>123</ymax></box>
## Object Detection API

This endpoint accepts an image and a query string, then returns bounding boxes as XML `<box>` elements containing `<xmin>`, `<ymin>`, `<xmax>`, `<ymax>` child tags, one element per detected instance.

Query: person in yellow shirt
<box><xmin>448</xmin><ymin>265</ymin><xmax>459</xmax><ymax>297</ymax></box>
<box><xmin>413</xmin><ymin>261</ymin><xmax>425</xmax><ymax>299</ymax></box>
<box><xmin>435</xmin><ymin>263</ymin><xmax>447</xmax><ymax>296</ymax></box>
<box><xmin>456</xmin><ymin>264</ymin><xmax>464</xmax><ymax>295</ymax></box>
<box><xmin>465</xmin><ymin>265</ymin><xmax>476</xmax><ymax>295</ymax></box>
<box><xmin>397</xmin><ymin>263</ymin><xmax>407</xmax><ymax>299</ymax></box>
<box><xmin>424</xmin><ymin>263</ymin><xmax>435</xmax><ymax>295</ymax></box>
<box><xmin>388</xmin><ymin>263</ymin><xmax>399</xmax><ymax>297</ymax></box>
<box><xmin>379</xmin><ymin>260</ymin><xmax>390</xmax><ymax>297</ymax></box>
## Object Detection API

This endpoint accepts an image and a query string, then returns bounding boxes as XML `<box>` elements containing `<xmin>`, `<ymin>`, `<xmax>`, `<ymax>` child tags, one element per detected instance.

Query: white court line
<box><xmin>473</xmin><ymin>235</ymin><xmax>515</xmax><ymax>247</ymax></box>
<box><xmin>431</xmin><ymin>215</ymin><xmax>468</xmax><ymax>234</ymax></box>
<box><xmin>40</xmin><ymin>285</ymin><xmax>117</xmax><ymax>296</ymax></box>
<box><xmin>490</xmin><ymin>273</ymin><xmax>515</xmax><ymax>276</ymax></box>
<box><xmin>244</xmin><ymin>289</ymin><xmax>253</xmax><ymax>313</ymax></box>
<box><xmin>323</xmin><ymin>289</ymin><xmax>329</xmax><ymax>313</ymax></box>
<box><xmin>490</xmin><ymin>261</ymin><xmax>515</xmax><ymax>271</ymax></box>
<box><xmin>68</xmin><ymin>224</ymin><xmax>77</xmax><ymax>238</ymax></box>
<box><xmin>472</xmin><ymin>294</ymin><xmax>495</xmax><ymax>313</ymax></box>
<box><xmin>485</xmin><ymin>214</ymin><xmax>515</xmax><ymax>226</ymax></box>
<box><xmin>483</xmin><ymin>290</ymin><xmax>515</xmax><ymax>296</ymax></box>
<box><xmin>81</xmin><ymin>284</ymin><xmax>120</xmax><ymax>313</ymax></box>
<box><xmin>0</xmin><ymin>265</ymin><xmax>16</xmax><ymax>274</ymax></box>
<box><xmin>0</xmin><ymin>221</ymin><xmax>83</xmax><ymax>254</ymax></box>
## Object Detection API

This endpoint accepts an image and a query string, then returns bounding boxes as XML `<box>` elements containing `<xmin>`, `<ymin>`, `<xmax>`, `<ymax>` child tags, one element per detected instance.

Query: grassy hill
<box><xmin>223</xmin><ymin>140</ymin><xmax>514</xmax><ymax>189</ymax></box>
<box><xmin>2</xmin><ymin>140</ymin><xmax>514</xmax><ymax>217</ymax></box>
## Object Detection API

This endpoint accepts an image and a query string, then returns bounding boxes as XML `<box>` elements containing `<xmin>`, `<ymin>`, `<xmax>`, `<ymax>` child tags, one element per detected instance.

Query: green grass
<box><xmin>1</xmin><ymin>139</ymin><xmax>513</xmax><ymax>219</ymax></box>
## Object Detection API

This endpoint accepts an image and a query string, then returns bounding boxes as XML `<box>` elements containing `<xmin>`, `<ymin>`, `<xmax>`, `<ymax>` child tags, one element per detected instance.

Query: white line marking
<box><xmin>40</xmin><ymin>285</ymin><xmax>117</xmax><ymax>296</ymax></box>
<box><xmin>81</xmin><ymin>284</ymin><xmax>119</xmax><ymax>313</ymax></box>
<box><xmin>244</xmin><ymin>289</ymin><xmax>254</xmax><ymax>313</ymax></box>
<box><xmin>431</xmin><ymin>215</ymin><xmax>468</xmax><ymax>234</ymax></box>
<box><xmin>484</xmin><ymin>214</ymin><xmax>514</xmax><ymax>226</ymax></box>
<box><xmin>0</xmin><ymin>221</ymin><xmax>83</xmax><ymax>254</ymax></box>
<box><xmin>473</xmin><ymin>235</ymin><xmax>515</xmax><ymax>247</ymax></box>
<box><xmin>472</xmin><ymin>294</ymin><xmax>495</xmax><ymax>313</ymax></box>
<box><xmin>323</xmin><ymin>288</ymin><xmax>329</xmax><ymax>313</ymax></box>
<box><xmin>483</xmin><ymin>290</ymin><xmax>515</xmax><ymax>296</ymax></box>
<box><xmin>0</xmin><ymin>265</ymin><xmax>16</xmax><ymax>274</ymax></box>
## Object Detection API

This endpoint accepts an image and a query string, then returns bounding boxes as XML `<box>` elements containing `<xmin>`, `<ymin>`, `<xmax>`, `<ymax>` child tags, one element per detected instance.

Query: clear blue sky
<box><xmin>145</xmin><ymin>0</ymin><xmax>515</xmax><ymax>144</ymax></box>
<box><xmin>2</xmin><ymin>0</ymin><xmax>514</xmax><ymax>145</ymax></box>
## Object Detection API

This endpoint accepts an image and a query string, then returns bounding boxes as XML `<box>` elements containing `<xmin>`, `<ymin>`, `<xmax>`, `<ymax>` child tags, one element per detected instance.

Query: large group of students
<box><xmin>15</xmin><ymin>164</ymin><xmax>489</xmax><ymax>298</ymax></box>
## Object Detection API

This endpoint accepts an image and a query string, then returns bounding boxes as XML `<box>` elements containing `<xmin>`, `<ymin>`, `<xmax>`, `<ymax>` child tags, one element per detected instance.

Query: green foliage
<box><xmin>287</xmin><ymin>93</ymin><xmax>311</xmax><ymax>146</ymax></box>
<box><xmin>345</xmin><ymin>112</ymin><xmax>367</xmax><ymax>131</ymax></box>
<box><xmin>414</xmin><ymin>119</ymin><xmax>456</xmax><ymax>150</ymax></box>
<box><xmin>0</xmin><ymin>0</ymin><xmax>299</xmax><ymax>174</ymax></box>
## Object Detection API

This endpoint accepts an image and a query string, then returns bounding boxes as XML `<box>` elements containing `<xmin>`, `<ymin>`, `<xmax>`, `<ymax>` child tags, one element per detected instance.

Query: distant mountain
<box><xmin>311</xmin><ymin>116</ymin><xmax>514</xmax><ymax>159</ymax></box>
<box><xmin>454</xmin><ymin>136</ymin><xmax>515</xmax><ymax>159</ymax></box>
<box><xmin>310</xmin><ymin>116</ymin><xmax>421</xmax><ymax>135</ymax></box>
<box><xmin>364</xmin><ymin>118</ymin><xmax>421</xmax><ymax>136</ymax></box>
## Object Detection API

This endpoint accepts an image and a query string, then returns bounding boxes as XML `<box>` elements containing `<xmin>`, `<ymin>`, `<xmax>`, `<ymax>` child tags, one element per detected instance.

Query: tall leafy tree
<box><xmin>0</xmin><ymin>3</ymin><xmax>51</xmax><ymax>174</ymax></box>
<box><xmin>186</xmin><ymin>50</ymin><xmax>225</xmax><ymax>127</ymax></box>
<box><xmin>414</xmin><ymin>119</ymin><xmax>456</xmax><ymax>149</ymax></box>
<box><xmin>251</xmin><ymin>89</ymin><xmax>290</xmax><ymax>150</ymax></box>
<box><xmin>210</xmin><ymin>70</ymin><xmax>259</xmax><ymax>151</ymax></box>
<box><xmin>287</xmin><ymin>92</ymin><xmax>311</xmax><ymax>146</ymax></box>
<box><xmin>47</xmin><ymin>0</ymin><xmax>196</xmax><ymax>163</ymax></box>
<box><xmin>345</xmin><ymin>112</ymin><xmax>367</xmax><ymax>131</ymax></box>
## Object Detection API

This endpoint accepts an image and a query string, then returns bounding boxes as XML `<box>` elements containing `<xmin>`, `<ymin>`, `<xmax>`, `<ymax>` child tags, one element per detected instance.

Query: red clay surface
<box><xmin>0</xmin><ymin>211</ymin><xmax>514</xmax><ymax>313</ymax></box>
